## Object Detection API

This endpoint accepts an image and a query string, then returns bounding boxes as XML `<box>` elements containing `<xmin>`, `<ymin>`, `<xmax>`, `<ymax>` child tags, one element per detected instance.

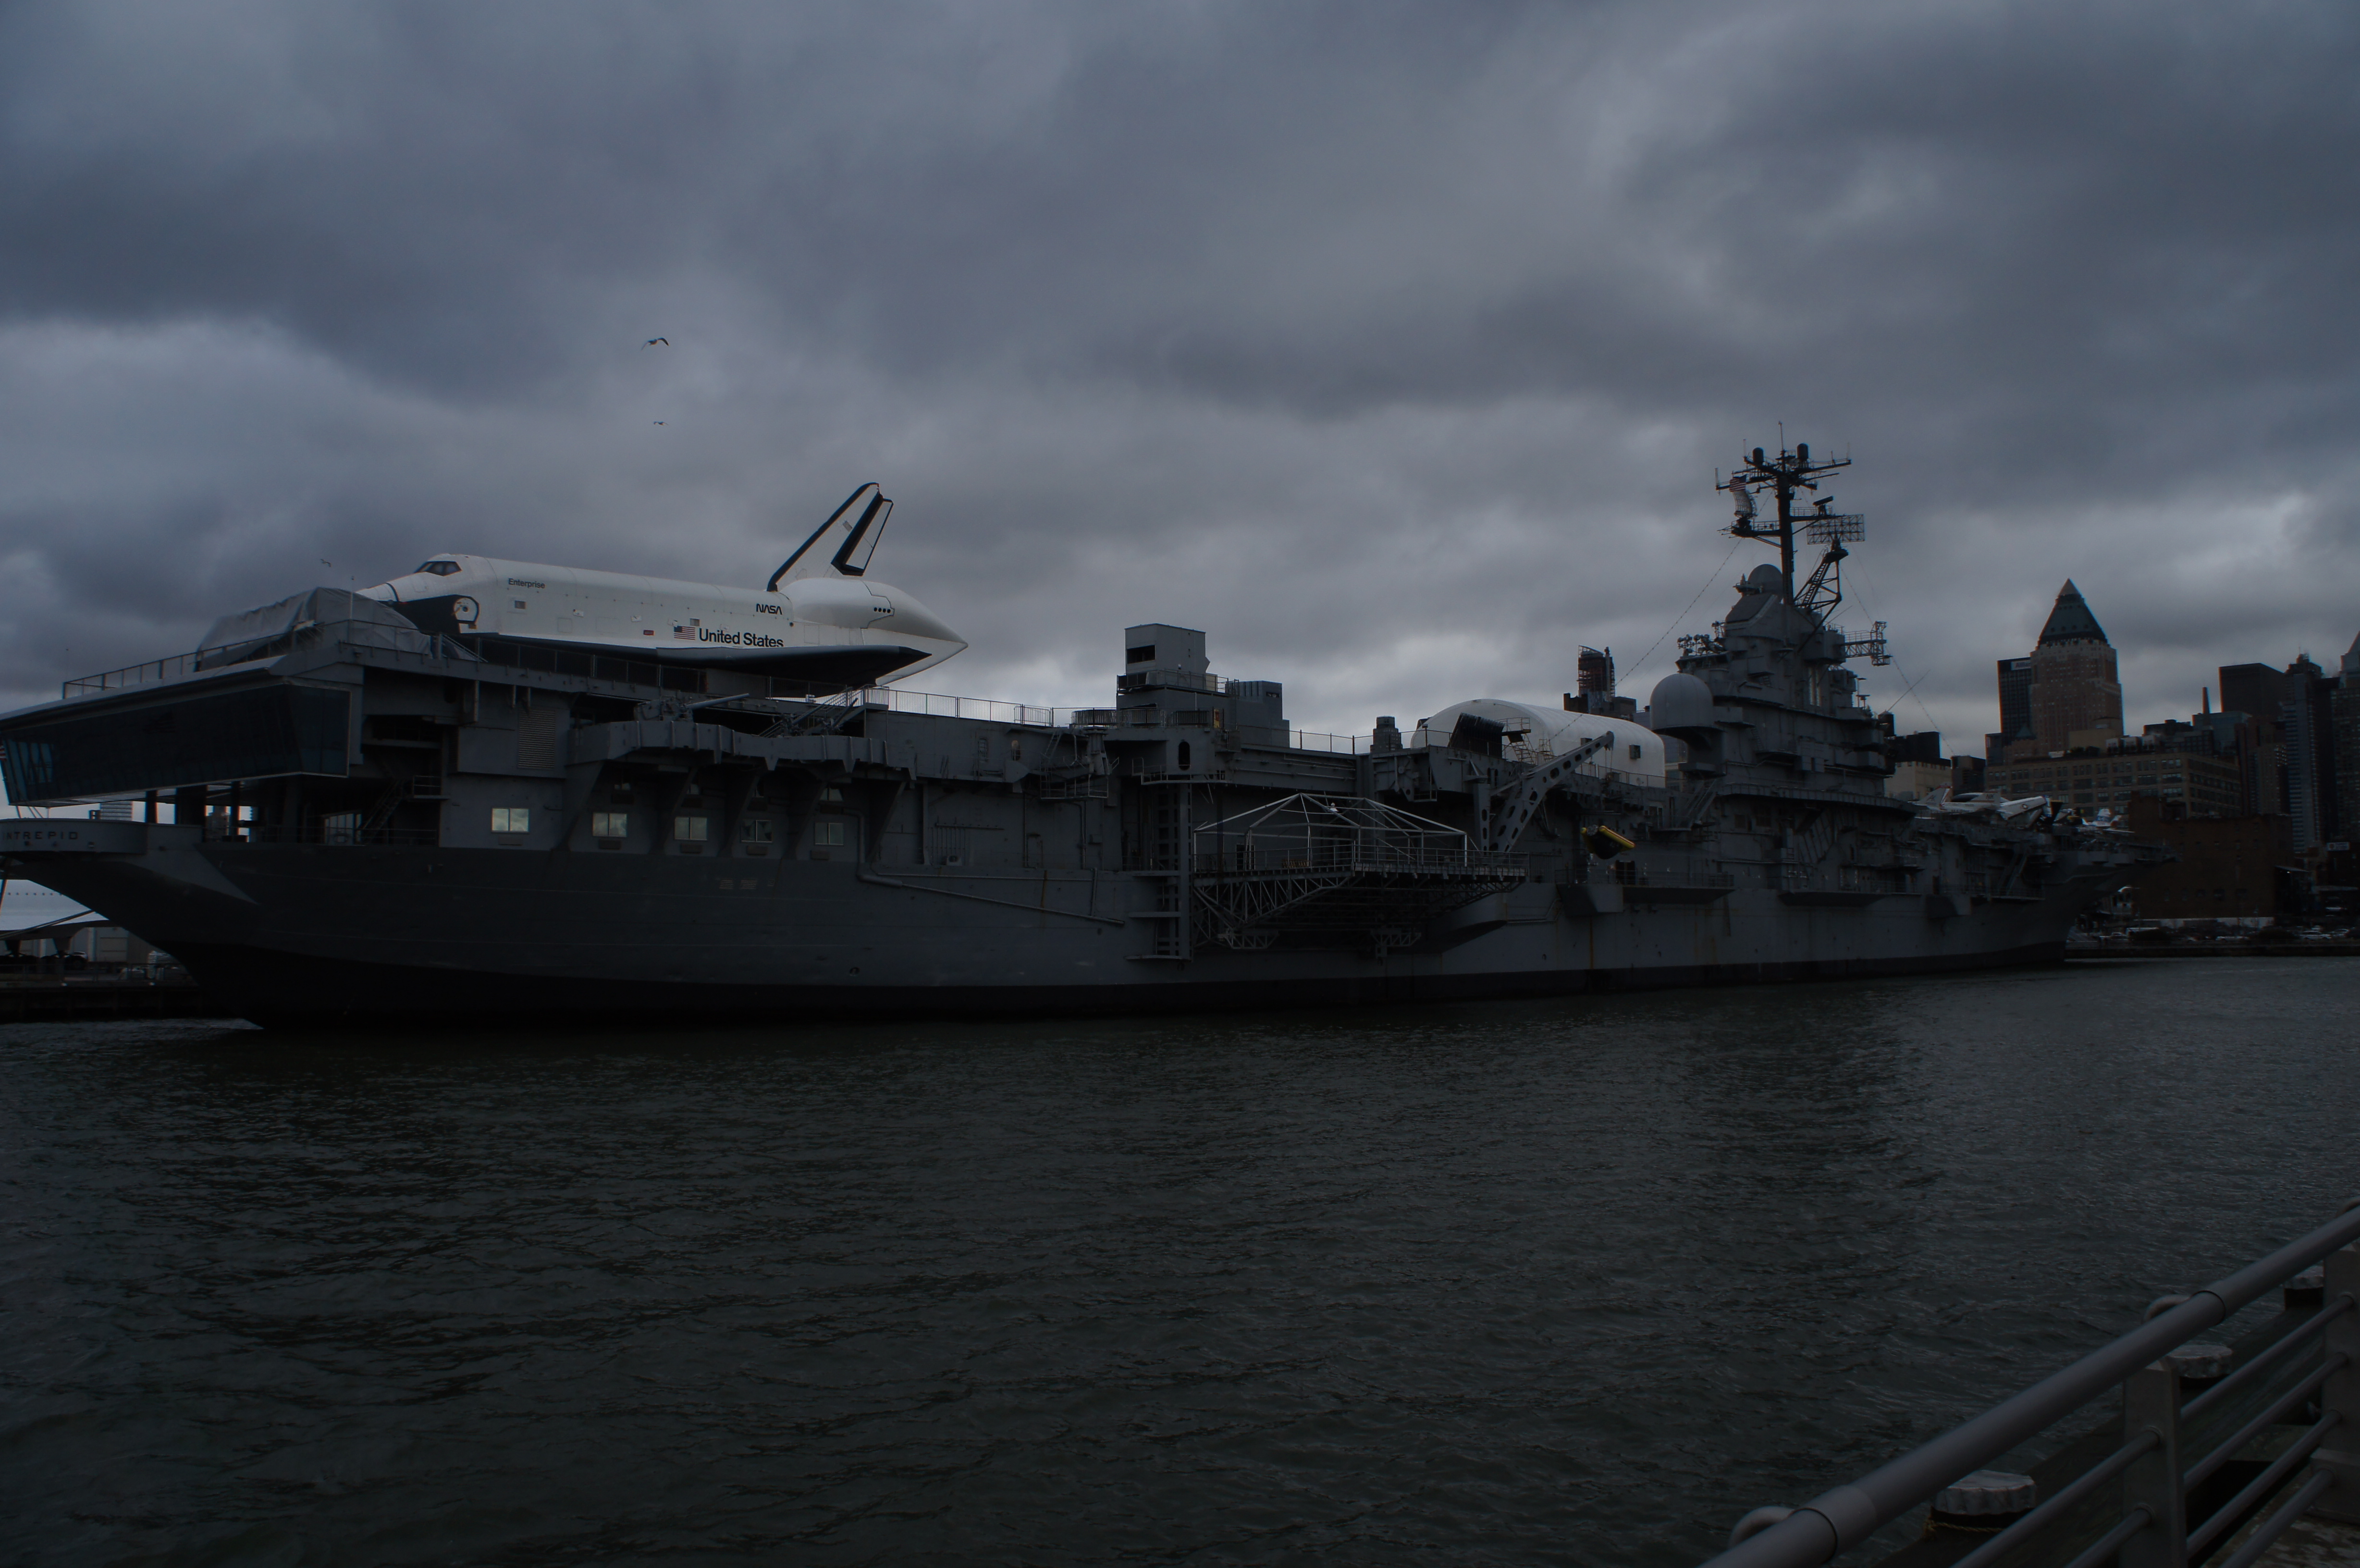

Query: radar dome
<box><xmin>1648</xmin><ymin>671</ymin><xmax>1718</xmax><ymax>739</ymax></box>
<box><xmin>1726</xmin><ymin>563</ymin><xmax>1784</xmax><ymax>623</ymax></box>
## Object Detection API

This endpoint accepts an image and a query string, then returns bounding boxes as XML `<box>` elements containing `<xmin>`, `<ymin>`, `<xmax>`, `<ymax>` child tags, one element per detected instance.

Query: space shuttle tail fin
<box><xmin>768</xmin><ymin>482</ymin><xmax>894</xmax><ymax>591</ymax></box>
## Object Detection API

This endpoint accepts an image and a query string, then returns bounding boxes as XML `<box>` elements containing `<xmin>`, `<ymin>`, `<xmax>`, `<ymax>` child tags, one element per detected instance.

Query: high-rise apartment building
<box><xmin>1987</xmin><ymin>657</ymin><xmax>2033</xmax><ymax>765</ymax></box>
<box><xmin>2221</xmin><ymin>654</ymin><xmax>2341</xmax><ymax>850</ymax></box>
<box><xmin>2337</xmin><ymin>633</ymin><xmax>2360</xmax><ymax>853</ymax></box>
<box><xmin>2283</xmin><ymin>655</ymin><xmax>2334</xmax><ymax>851</ymax></box>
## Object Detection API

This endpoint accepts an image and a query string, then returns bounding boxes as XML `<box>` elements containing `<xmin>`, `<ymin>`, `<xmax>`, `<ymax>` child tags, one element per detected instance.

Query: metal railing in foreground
<box><xmin>1703</xmin><ymin>1200</ymin><xmax>2360</xmax><ymax>1568</ymax></box>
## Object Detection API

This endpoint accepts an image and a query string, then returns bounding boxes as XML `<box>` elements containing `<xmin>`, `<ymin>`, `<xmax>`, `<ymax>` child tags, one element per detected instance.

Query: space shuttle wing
<box><xmin>769</xmin><ymin>482</ymin><xmax>894</xmax><ymax>590</ymax></box>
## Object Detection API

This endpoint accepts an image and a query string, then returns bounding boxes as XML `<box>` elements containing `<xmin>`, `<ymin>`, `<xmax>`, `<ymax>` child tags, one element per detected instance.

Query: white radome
<box><xmin>1407</xmin><ymin>698</ymin><xmax>1667</xmax><ymax>784</ymax></box>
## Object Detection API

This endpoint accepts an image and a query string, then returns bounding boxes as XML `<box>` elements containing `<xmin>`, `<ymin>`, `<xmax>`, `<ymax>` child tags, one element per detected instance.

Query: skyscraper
<box><xmin>2338</xmin><ymin>634</ymin><xmax>2360</xmax><ymax>851</ymax></box>
<box><xmin>1988</xmin><ymin>656</ymin><xmax>2033</xmax><ymax>765</ymax></box>
<box><xmin>2218</xmin><ymin>660</ymin><xmax>2291</xmax><ymax>818</ymax></box>
<box><xmin>2282</xmin><ymin>653</ymin><xmax>2336</xmax><ymax>852</ymax></box>
<box><xmin>2004</xmin><ymin>581</ymin><xmax>2122</xmax><ymax>759</ymax></box>
<box><xmin>2221</xmin><ymin>654</ymin><xmax>2344</xmax><ymax>849</ymax></box>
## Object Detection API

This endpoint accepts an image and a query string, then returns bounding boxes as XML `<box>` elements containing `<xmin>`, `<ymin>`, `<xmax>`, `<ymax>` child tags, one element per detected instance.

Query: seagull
<box><xmin>653</xmin><ymin>421</ymin><xmax>664</xmax><ymax>425</ymax></box>
<box><xmin>644</xmin><ymin>338</ymin><xmax>668</xmax><ymax>347</ymax></box>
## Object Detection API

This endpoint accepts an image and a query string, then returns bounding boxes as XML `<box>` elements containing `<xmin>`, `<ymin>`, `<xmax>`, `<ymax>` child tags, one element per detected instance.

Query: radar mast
<box><xmin>1717</xmin><ymin>439</ymin><xmax>1859</xmax><ymax>609</ymax></box>
<box><xmin>1713</xmin><ymin>439</ymin><xmax>1887</xmax><ymax>664</ymax></box>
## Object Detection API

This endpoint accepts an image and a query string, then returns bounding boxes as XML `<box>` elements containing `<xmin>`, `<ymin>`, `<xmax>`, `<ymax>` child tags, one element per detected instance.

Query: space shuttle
<box><xmin>361</xmin><ymin>483</ymin><xmax>967</xmax><ymax>686</ymax></box>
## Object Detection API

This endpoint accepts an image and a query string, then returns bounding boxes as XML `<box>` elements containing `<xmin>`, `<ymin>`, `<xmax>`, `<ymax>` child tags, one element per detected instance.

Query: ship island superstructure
<box><xmin>0</xmin><ymin>450</ymin><xmax>2165</xmax><ymax>1025</ymax></box>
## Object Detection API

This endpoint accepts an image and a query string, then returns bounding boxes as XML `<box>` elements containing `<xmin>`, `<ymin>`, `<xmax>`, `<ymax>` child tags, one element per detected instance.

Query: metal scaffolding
<box><xmin>1188</xmin><ymin>794</ymin><xmax>1527</xmax><ymax>948</ymax></box>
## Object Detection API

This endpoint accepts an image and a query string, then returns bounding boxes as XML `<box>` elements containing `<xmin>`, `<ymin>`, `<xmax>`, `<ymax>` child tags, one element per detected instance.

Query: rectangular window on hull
<box><xmin>675</xmin><ymin>815</ymin><xmax>709</xmax><ymax>842</ymax></box>
<box><xmin>492</xmin><ymin>807</ymin><xmax>530</xmax><ymax>833</ymax></box>
<box><xmin>740</xmin><ymin>819</ymin><xmax>774</xmax><ymax>843</ymax></box>
<box><xmin>591</xmin><ymin>811</ymin><xmax>628</xmax><ymax>838</ymax></box>
<box><xmin>0</xmin><ymin>685</ymin><xmax>350</xmax><ymax>803</ymax></box>
<box><xmin>812</xmin><ymin>820</ymin><xmax>847</xmax><ymax>847</ymax></box>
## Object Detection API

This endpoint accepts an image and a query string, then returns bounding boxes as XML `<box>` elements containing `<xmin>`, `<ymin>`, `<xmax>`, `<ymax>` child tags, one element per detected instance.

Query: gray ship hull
<box><xmin>22</xmin><ymin>830</ymin><xmax>2114</xmax><ymax>1027</ymax></box>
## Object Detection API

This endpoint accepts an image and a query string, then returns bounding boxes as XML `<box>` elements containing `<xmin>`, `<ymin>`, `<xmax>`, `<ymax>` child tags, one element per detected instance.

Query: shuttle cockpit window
<box><xmin>416</xmin><ymin>560</ymin><xmax>462</xmax><ymax>576</ymax></box>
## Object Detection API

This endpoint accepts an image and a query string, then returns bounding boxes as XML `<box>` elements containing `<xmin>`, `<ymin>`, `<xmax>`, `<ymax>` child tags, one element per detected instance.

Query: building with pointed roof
<box><xmin>2036</xmin><ymin>580</ymin><xmax>2109</xmax><ymax>646</ymax></box>
<box><xmin>2003</xmin><ymin>580</ymin><xmax>2122</xmax><ymax>760</ymax></box>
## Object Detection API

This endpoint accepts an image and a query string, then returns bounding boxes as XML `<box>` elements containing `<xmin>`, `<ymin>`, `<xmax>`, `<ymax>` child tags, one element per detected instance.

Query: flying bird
<box><xmin>653</xmin><ymin>421</ymin><xmax>664</xmax><ymax>425</ymax></box>
<box><xmin>644</xmin><ymin>338</ymin><xmax>668</xmax><ymax>347</ymax></box>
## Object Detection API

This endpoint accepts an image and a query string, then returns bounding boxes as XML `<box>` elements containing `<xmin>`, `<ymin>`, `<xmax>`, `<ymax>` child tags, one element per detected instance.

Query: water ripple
<box><xmin>3</xmin><ymin>958</ymin><xmax>2354</xmax><ymax>1565</ymax></box>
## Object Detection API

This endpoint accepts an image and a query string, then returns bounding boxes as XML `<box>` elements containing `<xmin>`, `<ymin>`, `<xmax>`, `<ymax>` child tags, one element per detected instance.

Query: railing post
<box><xmin>2121</xmin><ymin>1361</ymin><xmax>2187</xmax><ymax>1568</ymax></box>
<box><xmin>2312</xmin><ymin>1243</ymin><xmax>2360</xmax><ymax>1523</ymax></box>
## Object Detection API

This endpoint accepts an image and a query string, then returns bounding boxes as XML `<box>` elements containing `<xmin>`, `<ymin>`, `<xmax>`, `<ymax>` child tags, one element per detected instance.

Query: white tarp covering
<box><xmin>197</xmin><ymin>587</ymin><xmax>441</xmax><ymax>669</ymax></box>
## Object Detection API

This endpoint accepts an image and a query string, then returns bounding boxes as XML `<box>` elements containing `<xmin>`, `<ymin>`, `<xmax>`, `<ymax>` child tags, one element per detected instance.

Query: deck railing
<box><xmin>64</xmin><ymin>627</ymin><xmax>480</xmax><ymax>698</ymax></box>
<box><xmin>1192</xmin><ymin>840</ymin><xmax>1525</xmax><ymax>877</ymax></box>
<box><xmin>821</xmin><ymin>686</ymin><xmax>1066</xmax><ymax>727</ymax></box>
<box><xmin>64</xmin><ymin>648</ymin><xmax>219</xmax><ymax>697</ymax></box>
<box><xmin>59</xmin><ymin>641</ymin><xmax>1386</xmax><ymax>761</ymax></box>
<box><xmin>808</xmin><ymin>687</ymin><xmax>1376</xmax><ymax>754</ymax></box>
<box><xmin>194</xmin><ymin>824</ymin><xmax>443</xmax><ymax>847</ymax></box>
<box><xmin>1702</xmin><ymin>1199</ymin><xmax>2360</xmax><ymax>1568</ymax></box>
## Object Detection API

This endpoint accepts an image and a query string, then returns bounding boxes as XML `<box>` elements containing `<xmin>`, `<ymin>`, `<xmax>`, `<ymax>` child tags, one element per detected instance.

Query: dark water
<box><xmin>4</xmin><ymin>959</ymin><xmax>2356</xmax><ymax>1567</ymax></box>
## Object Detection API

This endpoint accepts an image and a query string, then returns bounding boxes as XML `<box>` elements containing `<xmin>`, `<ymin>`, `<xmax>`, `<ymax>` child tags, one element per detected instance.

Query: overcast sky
<box><xmin>3</xmin><ymin>0</ymin><xmax>2356</xmax><ymax>752</ymax></box>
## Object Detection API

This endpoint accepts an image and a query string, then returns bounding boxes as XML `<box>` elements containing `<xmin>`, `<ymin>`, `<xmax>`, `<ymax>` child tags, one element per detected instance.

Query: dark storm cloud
<box><xmin>1</xmin><ymin>0</ymin><xmax>2356</xmax><ymax>752</ymax></box>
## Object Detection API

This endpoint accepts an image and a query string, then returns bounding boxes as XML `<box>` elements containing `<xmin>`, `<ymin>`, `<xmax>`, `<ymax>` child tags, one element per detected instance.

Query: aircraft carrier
<box><xmin>0</xmin><ymin>447</ymin><xmax>2166</xmax><ymax>1026</ymax></box>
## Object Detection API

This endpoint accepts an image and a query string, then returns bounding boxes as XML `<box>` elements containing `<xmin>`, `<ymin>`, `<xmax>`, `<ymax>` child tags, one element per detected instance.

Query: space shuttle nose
<box><xmin>880</xmin><ymin>589</ymin><xmax>961</xmax><ymax>649</ymax></box>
